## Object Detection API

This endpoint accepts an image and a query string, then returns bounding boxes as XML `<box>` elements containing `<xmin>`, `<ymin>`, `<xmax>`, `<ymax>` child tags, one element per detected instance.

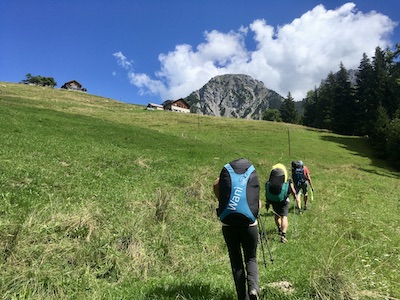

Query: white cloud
<box><xmin>127</xmin><ymin>71</ymin><xmax>167</xmax><ymax>96</ymax></box>
<box><xmin>115</xmin><ymin>3</ymin><xmax>397</xmax><ymax>101</ymax></box>
<box><xmin>113</xmin><ymin>51</ymin><xmax>132</xmax><ymax>70</ymax></box>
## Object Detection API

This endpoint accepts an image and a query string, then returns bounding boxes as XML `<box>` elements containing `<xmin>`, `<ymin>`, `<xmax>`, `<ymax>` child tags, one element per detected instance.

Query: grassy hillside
<box><xmin>0</xmin><ymin>82</ymin><xmax>399</xmax><ymax>299</ymax></box>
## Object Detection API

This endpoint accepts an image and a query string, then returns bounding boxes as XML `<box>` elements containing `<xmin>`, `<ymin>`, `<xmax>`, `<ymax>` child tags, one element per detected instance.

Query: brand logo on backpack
<box><xmin>292</xmin><ymin>160</ymin><xmax>306</xmax><ymax>186</ymax></box>
<box><xmin>219</xmin><ymin>163</ymin><xmax>258</xmax><ymax>225</ymax></box>
<box><xmin>226</xmin><ymin>186</ymin><xmax>244</xmax><ymax>211</ymax></box>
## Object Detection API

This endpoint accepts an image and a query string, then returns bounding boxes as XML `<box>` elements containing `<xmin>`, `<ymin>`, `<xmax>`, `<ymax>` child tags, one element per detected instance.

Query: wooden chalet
<box><xmin>147</xmin><ymin>103</ymin><xmax>164</xmax><ymax>110</ymax></box>
<box><xmin>164</xmin><ymin>99</ymin><xmax>190</xmax><ymax>113</ymax></box>
<box><xmin>61</xmin><ymin>80</ymin><xmax>87</xmax><ymax>92</ymax></box>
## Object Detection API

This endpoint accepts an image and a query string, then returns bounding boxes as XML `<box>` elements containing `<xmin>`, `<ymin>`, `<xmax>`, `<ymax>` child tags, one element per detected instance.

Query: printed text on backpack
<box><xmin>217</xmin><ymin>159</ymin><xmax>260</xmax><ymax>225</ymax></box>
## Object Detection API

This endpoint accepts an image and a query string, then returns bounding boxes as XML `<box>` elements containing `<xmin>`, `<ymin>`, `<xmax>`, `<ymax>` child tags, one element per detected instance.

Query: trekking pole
<box><xmin>258</xmin><ymin>215</ymin><xmax>274</xmax><ymax>264</ymax></box>
<box><xmin>257</xmin><ymin>216</ymin><xmax>267</xmax><ymax>268</ymax></box>
<box><xmin>293</xmin><ymin>204</ymin><xmax>297</xmax><ymax>239</ymax></box>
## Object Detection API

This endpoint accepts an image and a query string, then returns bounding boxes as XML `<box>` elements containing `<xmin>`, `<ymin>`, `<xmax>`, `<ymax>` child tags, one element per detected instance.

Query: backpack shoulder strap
<box><xmin>225</xmin><ymin>163</ymin><xmax>255</xmax><ymax>176</ymax></box>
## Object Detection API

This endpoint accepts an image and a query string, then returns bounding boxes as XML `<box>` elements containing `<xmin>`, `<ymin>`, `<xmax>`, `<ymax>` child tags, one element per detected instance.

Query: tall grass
<box><xmin>0</xmin><ymin>82</ymin><xmax>399</xmax><ymax>299</ymax></box>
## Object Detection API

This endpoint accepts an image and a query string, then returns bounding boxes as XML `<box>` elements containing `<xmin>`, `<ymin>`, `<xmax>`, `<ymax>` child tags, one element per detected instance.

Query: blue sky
<box><xmin>1</xmin><ymin>1</ymin><xmax>399</xmax><ymax>105</ymax></box>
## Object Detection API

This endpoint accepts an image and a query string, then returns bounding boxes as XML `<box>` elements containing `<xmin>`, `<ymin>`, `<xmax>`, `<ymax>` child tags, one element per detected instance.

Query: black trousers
<box><xmin>222</xmin><ymin>225</ymin><xmax>259</xmax><ymax>300</ymax></box>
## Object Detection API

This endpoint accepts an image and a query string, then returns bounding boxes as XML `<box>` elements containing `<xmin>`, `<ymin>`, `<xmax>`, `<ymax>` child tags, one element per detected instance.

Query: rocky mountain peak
<box><xmin>184</xmin><ymin>74</ymin><xmax>284</xmax><ymax>119</ymax></box>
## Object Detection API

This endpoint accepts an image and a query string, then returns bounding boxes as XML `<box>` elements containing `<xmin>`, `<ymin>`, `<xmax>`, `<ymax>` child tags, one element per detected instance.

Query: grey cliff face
<box><xmin>185</xmin><ymin>74</ymin><xmax>284</xmax><ymax>119</ymax></box>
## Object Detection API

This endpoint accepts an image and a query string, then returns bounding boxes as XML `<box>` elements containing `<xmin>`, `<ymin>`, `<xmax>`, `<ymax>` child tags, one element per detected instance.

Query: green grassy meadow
<box><xmin>0</xmin><ymin>82</ymin><xmax>399</xmax><ymax>299</ymax></box>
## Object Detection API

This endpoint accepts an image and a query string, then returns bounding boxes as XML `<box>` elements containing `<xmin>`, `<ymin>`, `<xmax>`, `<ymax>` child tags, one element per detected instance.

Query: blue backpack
<box><xmin>217</xmin><ymin>159</ymin><xmax>259</xmax><ymax>225</ymax></box>
<box><xmin>292</xmin><ymin>160</ymin><xmax>306</xmax><ymax>186</ymax></box>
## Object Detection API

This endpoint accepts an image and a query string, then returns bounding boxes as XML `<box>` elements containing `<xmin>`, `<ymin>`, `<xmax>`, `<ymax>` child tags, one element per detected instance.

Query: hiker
<box><xmin>213</xmin><ymin>158</ymin><xmax>261</xmax><ymax>300</ymax></box>
<box><xmin>291</xmin><ymin>160</ymin><xmax>314</xmax><ymax>211</ymax></box>
<box><xmin>265</xmin><ymin>163</ymin><xmax>297</xmax><ymax>243</ymax></box>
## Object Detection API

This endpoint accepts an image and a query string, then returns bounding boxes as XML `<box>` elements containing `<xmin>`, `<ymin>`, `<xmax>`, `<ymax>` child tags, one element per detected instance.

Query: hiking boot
<box><xmin>249</xmin><ymin>289</ymin><xmax>259</xmax><ymax>300</ymax></box>
<box><xmin>298</xmin><ymin>208</ymin><xmax>303</xmax><ymax>215</ymax></box>
<box><xmin>280</xmin><ymin>235</ymin><xmax>288</xmax><ymax>243</ymax></box>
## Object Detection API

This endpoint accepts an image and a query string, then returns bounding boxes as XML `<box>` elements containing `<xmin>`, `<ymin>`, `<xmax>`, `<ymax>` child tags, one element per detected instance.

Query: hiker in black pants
<box><xmin>213</xmin><ymin>158</ymin><xmax>261</xmax><ymax>300</ymax></box>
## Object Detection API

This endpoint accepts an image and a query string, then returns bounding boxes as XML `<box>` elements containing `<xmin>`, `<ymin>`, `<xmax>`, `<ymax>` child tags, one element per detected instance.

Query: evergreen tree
<box><xmin>303</xmin><ymin>89</ymin><xmax>318</xmax><ymax>128</ymax></box>
<box><xmin>372</xmin><ymin>47</ymin><xmax>388</xmax><ymax>107</ymax></box>
<box><xmin>370</xmin><ymin>105</ymin><xmax>390</xmax><ymax>158</ymax></box>
<box><xmin>355</xmin><ymin>53</ymin><xmax>375</xmax><ymax>136</ymax></box>
<box><xmin>331</xmin><ymin>63</ymin><xmax>356</xmax><ymax>135</ymax></box>
<box><xmin>387</xmin><ymin>117</ymin><xmax>400</xmax><ymax>169</ymax></box>
<box><xmin>385</xmin><ymin>46</ymin><xmax>400</xmax><ymax>118</ymax></box>
<box><xmin>317</xmin><ymin>72</ymin><xmax>336</xmax><ymax>130</ymax></box>
<box><xmin>279</xmin><ymin>92</ymin><xmax>298</xmax><ymax>124</ymax></box>
<box><xmin>297</xmin><ymin>45</ymin><xmax>400</xmax><ymax>168</ymax></box>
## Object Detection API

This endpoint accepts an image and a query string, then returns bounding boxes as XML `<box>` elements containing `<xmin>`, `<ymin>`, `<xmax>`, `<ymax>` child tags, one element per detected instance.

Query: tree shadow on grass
<box><xmin>320</xmin><ymin>134</ymin><xmax>373</xmax><ymax>160</ymax></box>
<box><xmin>144</xmin><ymin>282</ymin><xmax>233</xmax><ymax>300</ymax></box>
<box><xmin>319</xmin><ymin>134</ymin><xmax>400</xmax><ymax>179</ymax></box>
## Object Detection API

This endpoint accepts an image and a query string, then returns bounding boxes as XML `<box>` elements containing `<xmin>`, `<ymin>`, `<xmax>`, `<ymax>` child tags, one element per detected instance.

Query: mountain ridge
<box><xmin>183</xmin><ymin>74</ymin><xmax>284</xmax><ymax>119</ymax></box>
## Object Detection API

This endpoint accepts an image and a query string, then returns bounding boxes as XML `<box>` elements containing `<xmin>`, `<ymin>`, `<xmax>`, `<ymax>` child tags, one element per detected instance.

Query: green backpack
<box><xmin>266</xmin><ymin>163</ymin><xmax>289</xmax><ymax>202</ymax></box>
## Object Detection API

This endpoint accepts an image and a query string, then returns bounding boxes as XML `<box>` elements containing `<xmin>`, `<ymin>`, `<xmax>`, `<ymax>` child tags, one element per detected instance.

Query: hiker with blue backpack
<box><xmin>291</xmin><ymin>160</ymin><xmax>314</xmax><ymax>212</ymax></box>
<box><xmin>265</xmin><ymin>163</ymin><xmax>298</xmax><ymax>243</ymax></box>
<box><xmin>213</xmin><ymin>158</ymin><xmax>261</xmax><ymax>300</ymax></box>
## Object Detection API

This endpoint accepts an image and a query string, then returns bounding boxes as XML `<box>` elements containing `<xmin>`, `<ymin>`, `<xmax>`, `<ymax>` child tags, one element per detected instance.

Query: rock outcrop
<box><xmin>184</xmin><ymin>74</ymin><xmax>284</xmax><ymax>119</ymax></box>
